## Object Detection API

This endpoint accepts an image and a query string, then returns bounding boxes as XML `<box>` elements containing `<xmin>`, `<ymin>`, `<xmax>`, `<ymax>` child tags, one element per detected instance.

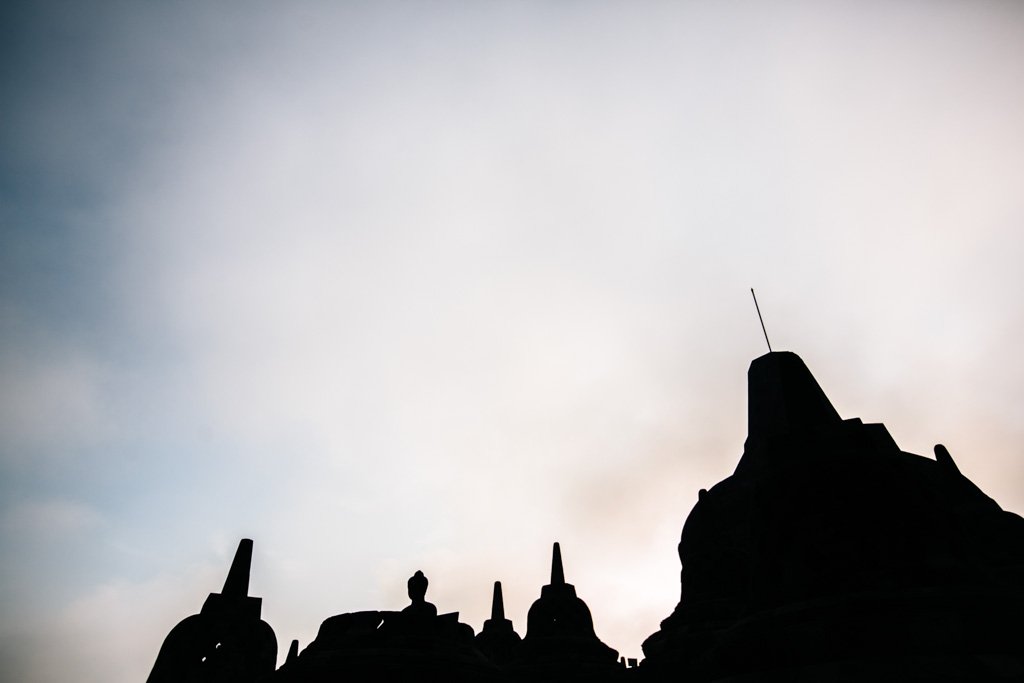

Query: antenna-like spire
<box><xmin>551</xmin><ymin>542</ymin><xmax>565</xmax><ymax>585</ymax></box>
<box><xmin>221</xmin><ymin>538</ymin><xmax>253</xmax><ymax>597</ymax></box>
<box><xmin>491</xmin><ymin>581</ymin><xmax>505</xmax><ymax>621</ymax></box>
<box><xmin>750</xmin><ymin>288</ymin><xmax>772</xmax><ymax>353</ymax></box>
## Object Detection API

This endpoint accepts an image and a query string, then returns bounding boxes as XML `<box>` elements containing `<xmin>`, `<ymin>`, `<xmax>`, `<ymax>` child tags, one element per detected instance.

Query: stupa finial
<box><xmin>551</xmin><ymin>542</ymin><xmax>565</xmax><ymax>585</ymax></box>
<box><xmin>221</xmin><ymin>538</ymin><xmax>253</xmax><ymax>597</ymax></box>
<box><xmin>491</xmin><ymin>581</ymin><xmax>505</xmax><ymax>621</ymax></box>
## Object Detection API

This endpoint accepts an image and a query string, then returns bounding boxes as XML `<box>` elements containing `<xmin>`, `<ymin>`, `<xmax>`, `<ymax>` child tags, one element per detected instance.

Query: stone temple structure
<box><xmin>641</xmin><ymin>351</ymin><xmax>1024</xmax><ymax>681</ymax></box>
<box><xmin>148</xmin><ymin>539</ymin><xmax>277</xmax><ymax>683</ymax></box>
<box><xmin>148</xmin><ymin>351</ymin><xmax>1024</xmax><ymax>681</ymax></box>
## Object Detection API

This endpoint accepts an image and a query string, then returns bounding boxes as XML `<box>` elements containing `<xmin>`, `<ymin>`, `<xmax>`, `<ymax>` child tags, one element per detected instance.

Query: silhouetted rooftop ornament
<box><xmin>220</xmin><ymin>537</ymin><xmax>252</xmax><ymax>597</ymax></box>
<box><xmin>750</xmin><ymin>288</ymin><xmax>772</xmax><ymax>352</ymax></box>
<box><xmin>934</xmin><ymin>443</ymin><xmax>960</xmax><ymax>473</ymax></box>
<box><xmin>550</xmin><ymin>542</ymin><xmax>565</xmax><ymax>585</ymax></box>
<box><xmin>476</xmin><ymin>581</ymin><xmax>522</xmax><ymax>664</ymax></box>
<box><xmin>529</xmin><ymin>542</ymin><xmax>586</xmax><ymax>626</ymax></box>
<box><xmin>409</xmin><ymin>569</ymin><xmax>428</xmax><ymax>600</ymax></box>
<box><xmin>402</xmin><ymin>569</ymin><xmax>438</xmax><ymax>618</ymax></box>
<box><xmin>491</xmin><ymin>582</ymin><xmax>506</xmax><ymax>622</ymax></box>
<box><xmin>520</xmin><ymin>542</ymin><xmax>619</xmax><ymax>678</ymax></box>
<box><xmin>480</xmin><ymin>581</ymin><xmax>516</xmax><ymax>635</ymax></box>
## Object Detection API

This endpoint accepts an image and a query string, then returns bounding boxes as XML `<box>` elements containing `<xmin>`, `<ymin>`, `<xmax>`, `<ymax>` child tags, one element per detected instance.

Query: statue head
<box><xmin>407</xmin><ymin>570</ymin><xmax>428</xmax><ymax>603</ymax></box>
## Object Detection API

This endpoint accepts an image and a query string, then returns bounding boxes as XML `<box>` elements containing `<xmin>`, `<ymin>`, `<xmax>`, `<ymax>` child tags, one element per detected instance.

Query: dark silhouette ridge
<box><xmin>147</xmin><ymin>350</ymin><xmax>1024</xmax><ymax>681</ymax></box>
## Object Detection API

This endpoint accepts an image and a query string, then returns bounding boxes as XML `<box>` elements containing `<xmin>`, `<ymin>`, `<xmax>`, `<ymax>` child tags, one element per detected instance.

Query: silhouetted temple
<box><xmin>148</xmin><ymin>351</ymin><xmax>1024</xmax><ymax>681</ymax></box>
<box><xmin>148</xmin><ymin>539</ymin><xmax>277</xmax><ymax>683</ymax></box>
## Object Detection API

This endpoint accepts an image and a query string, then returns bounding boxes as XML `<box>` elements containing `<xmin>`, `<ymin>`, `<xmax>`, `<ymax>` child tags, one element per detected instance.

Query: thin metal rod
<box><xmin>750</xmin><ymin>288</ymin><xmax>772</xmax><ymax>352</ymax></box>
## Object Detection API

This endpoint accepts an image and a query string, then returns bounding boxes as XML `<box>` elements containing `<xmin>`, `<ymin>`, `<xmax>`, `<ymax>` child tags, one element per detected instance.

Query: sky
<box><xmin>1</xmin><ymin>1</ymin><xmax>1023</xmax><ymax>681</ymax></box>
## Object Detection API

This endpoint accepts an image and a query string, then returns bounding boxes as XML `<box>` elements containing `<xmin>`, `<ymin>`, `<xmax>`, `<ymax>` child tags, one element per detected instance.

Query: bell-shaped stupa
<box><xmin>147</xmin><ymin>539</ymin><xmax>278</xmax><ymax>683</ymax></box>
<box><xmin>516</xmin><ymin>543</ymin><xmax>621</xmax><ymax>681</ymax></box>
<box><xmin>475</xmin><ymin>581</ymin><xmax>523</xmax><ymax>664</ymax></box>
<box><xmin>642</xmin><ymin>351</ymin><xmax>1024</xmax><ymax>680</ymax></box>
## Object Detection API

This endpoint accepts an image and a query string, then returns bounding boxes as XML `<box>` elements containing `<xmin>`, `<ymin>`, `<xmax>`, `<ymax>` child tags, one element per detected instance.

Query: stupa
<box><xmin>514</xmin><ymin>542</ymin><xmax>622</xmax><ymax>681</ymax></box>
<box><xmin>147</xmin><ymin>349</ymin><xmax>1024</xmax><ymax>681</ymax></box>
<box><xmin>147</xmin><ymin>539</ymin><xmax>278</xmax><ymax>683</ymax></box>
<box><xmin>641</xmin><ymin>351</ymin><xmax>1024</xmax><ymax>680</ymax></box>
<box><xmin>475</xmin><ymin>581</ymin><xmax>522</xmax><ymax>664</ymax></box>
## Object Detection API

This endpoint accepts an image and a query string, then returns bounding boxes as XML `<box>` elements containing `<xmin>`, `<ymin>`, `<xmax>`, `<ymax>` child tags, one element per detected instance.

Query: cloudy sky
<box><xmin>2</xmin><ymin>1</ymin><xmax>1023</xmax><ymax>681</ymax></box>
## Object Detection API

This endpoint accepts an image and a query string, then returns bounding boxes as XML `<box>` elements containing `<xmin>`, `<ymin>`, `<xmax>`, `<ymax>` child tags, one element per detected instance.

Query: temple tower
<box><xmin>642</xmin><ymin>351</ymin><xmax>1024</xmax><ymax>681</ymax></box>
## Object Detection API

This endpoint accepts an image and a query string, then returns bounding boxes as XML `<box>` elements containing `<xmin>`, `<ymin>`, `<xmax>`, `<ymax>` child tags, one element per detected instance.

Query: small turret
<box><xmin>285</xmin><ymin>639</ymin><xmax>299</xmax><ymax>665</ymax></box>
<box><xmin>476</xmin><ymin>581</ymin><xmax>522</xmax><ymax>663</ymax></box>
<box><xmin>527</xmin><ymin>543</ymin><xmax>593</xmax><ymax>635</ymax></box>
<box><xmin>519</xmin><ymin>542</ymin><xmax>618</xmax><ymax>676</ymax></box>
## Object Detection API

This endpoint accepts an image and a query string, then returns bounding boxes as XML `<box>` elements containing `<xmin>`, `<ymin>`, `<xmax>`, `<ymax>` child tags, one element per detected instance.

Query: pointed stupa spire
<box><xmin>524</xmin><ymin>542</ymin><xmax>617</xmax><ymax>664</ymax></box>
<box><xmin>551</xmin><ymin>542</ymin><xmax>565</xmax><ymax>585</ymax></box>
<box><xmin>478</xmin><ymin>579</ymin><xmax>522</xmax><ymax>659</ymax></box>
<box><xmin>152</xmin><ymin>538</ymin><xmax>276</xmax><ymax>683</ymax></box>
<box><xmin>222</xmin><ymin>538</ymin><xmax>253</xmax><ymax>597</ymax></box>
<box><xmin>491</xmin><ymin>581</ymin><xmax>505</xmax><ymax>621</ymax></box>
